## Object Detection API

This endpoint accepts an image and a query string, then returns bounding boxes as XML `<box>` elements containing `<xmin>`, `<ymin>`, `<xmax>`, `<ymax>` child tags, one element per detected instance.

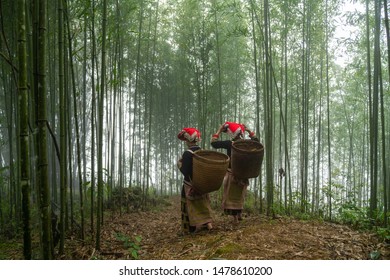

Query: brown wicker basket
<box><xmin>231</xmin><ymin>139</ymin><xmax>264</xmax><ymax>179</ymax></box>
<box><xmin>191</xmin><ymin>150</ymin><xmax>230</xmax><ymax>194</ymax></box>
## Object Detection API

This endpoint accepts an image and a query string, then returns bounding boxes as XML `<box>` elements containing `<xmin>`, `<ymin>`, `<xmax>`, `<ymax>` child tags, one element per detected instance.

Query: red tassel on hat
<box><xmin>177</xmin><ymin>127</ymin><xmax>201</xmax><ymax>142</ymax></box>
<box><xmin>223</xmin><ymin>122</ymin><xmax>245</xmax><ymax>138</ymax></box>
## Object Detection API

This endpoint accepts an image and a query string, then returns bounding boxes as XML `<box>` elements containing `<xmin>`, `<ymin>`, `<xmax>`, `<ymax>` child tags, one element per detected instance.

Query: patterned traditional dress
<box><xmin>221</xmin><ymin>168</ymin><xmax>249</xmax><ymax>216</ymax></box>
<box><xmin>179</xmin><ymin>146</ymin><xmax>213</xmax><ymax>233</ymax></box>
<box><xmin>211</xmin><ymin>126</ymin><xmax>259</xmax><ymax>218</ymax></box>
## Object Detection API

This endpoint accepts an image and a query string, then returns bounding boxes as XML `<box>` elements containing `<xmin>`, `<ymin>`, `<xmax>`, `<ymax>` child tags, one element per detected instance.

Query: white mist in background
<box><xmin>333</xmin><ymin>0</ymin><xmax>365</xmax><ymax>67</ymax></box>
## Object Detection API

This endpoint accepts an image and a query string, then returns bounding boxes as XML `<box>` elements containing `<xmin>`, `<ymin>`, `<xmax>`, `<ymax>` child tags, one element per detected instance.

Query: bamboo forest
<box><xmin>0</xmin><ymin>0</ymin><xmax>389</xmax><ymax>260</ymax></box>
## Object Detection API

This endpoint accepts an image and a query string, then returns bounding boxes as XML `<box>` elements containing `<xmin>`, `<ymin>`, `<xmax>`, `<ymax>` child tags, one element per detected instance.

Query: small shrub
<box><xmin>115</xmin><ymin>232</ymin><xmax>142</xmax><ymax>259</ymax></box>
<box><xmin>375</xmin><ymin>227</ymin><xmax>390</xmax><ymax>242</ymax></box>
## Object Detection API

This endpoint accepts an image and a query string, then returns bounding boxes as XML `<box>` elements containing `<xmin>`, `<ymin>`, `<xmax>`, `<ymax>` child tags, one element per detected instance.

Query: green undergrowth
<box><xmin>0</xmin><ymin>241</ymin><xmax>23</xmax><ymax>260</ymax></box>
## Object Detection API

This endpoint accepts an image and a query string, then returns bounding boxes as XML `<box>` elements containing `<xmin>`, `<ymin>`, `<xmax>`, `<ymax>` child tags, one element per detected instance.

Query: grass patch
<box><xmin>211</xmin><ymin>242</ymin><xmax>244</xmax><ymax>259</ymax></box>
<box><xmin>0</xmin><ymin>240</ymin><xmax>23</xmax><ymax>260</ymax></box>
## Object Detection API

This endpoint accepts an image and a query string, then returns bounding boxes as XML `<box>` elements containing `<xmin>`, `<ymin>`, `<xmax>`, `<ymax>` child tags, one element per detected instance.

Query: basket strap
<box><xmin>183</xmin><ymin>180</ymin><xmax>193</xmax><ymax>187</ymax></box>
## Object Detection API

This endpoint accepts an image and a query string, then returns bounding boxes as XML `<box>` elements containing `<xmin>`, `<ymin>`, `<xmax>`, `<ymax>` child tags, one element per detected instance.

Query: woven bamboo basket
<box><xmin>231</xmin><ymin>139</ymin><xmax>264</xmax><ymax>179</ymax></box>
<box><xmin>191</xmin><ymin>150</ymin><xmax>230</xmax><ymax>194</ymax></box>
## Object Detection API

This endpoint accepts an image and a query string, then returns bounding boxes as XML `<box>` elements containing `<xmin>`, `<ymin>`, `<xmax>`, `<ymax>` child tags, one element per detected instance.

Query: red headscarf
<box><xmin>177</xmin><ymin>127</ymin><xmax>201</xmax><ymax>142</ymax></box>
<box><xmin>223</xmin><ymin>122</ymin><xmax>246</xmax><ymax>138</ymax></box>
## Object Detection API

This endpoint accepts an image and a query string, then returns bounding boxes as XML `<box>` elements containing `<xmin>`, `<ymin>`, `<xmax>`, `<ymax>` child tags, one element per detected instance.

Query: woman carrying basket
<box><xmin>177</xmin><ymin>127</ymin><xmax>213</xmax><ymax>234</ymax></box>
<box><xmin>211</xmin><ymin>122</ymin><xmax>259</xmax><ymax>223</ymax></box>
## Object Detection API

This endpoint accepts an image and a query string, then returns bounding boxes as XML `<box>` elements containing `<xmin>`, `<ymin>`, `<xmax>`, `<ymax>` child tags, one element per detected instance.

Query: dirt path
<box><xmin>68</xmin><ymin>197</ymin><xmax>389</xmax><ymax>260</ymax></box>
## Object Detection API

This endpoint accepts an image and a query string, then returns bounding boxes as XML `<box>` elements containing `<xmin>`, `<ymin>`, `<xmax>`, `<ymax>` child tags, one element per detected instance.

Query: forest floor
<box><xmin>1</xmin><ymin>196</ymin><xmax>389</xmax><ymax>260</ymax></box>
<box><xmin>64</xmin><ymin>196</ymin><xmax>389</xmax><ymax>260</ymax></box>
